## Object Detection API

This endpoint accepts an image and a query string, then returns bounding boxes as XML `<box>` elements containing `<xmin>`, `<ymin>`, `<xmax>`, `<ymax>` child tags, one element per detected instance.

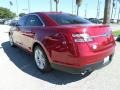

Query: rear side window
<box><xmin>49</xmin><ymin>14</ymin><xmax>91</xmax><ymax>25</ymax></box>
<box><xmin>18</xmin><ymin>16</ymin><xmax>28</xmax><ymax>26</ymax></box>
<box><xmin>25</xmin><ymin>15</ymin><xmax>43</xmax><ymax>26</ymax></box>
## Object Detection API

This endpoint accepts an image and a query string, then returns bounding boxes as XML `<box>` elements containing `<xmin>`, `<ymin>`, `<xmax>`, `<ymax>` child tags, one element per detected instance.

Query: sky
<box><xmin>0</xmin><ymin>0</ymin><xmax>109</xmax><ymax>18</ymax></box>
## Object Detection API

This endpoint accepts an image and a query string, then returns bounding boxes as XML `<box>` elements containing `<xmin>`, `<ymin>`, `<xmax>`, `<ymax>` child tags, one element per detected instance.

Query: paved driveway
<box><xmin>0</xmin><ymin>25</ymin><xmax>120</xmax><ymax>90</ymax></box>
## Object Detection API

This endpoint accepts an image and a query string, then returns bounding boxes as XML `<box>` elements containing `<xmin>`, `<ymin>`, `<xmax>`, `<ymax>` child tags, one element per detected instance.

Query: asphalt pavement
<box><xmin>0</xmin><ymin>25</ymin><xmax>120</xmax><ymax>90</ymax></box>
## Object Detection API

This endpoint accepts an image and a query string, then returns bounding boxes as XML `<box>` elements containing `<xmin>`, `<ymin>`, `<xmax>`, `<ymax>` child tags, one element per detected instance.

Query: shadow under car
<box><xmin>2</xmin><ymin>41</ymin><xmax>91</xmax><ymax>85</ymax></box>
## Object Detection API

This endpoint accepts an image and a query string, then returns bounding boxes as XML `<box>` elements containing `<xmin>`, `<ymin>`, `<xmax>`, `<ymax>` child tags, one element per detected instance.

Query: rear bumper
<box><xmin>76</xmin><ymin>44</ymin><xmax>115</xmax><ymax>67</ymax></box>
<box><xmin>51</xmin><ymin>55</ymin><xmax>113</xmax><ymax>74</ymax></box>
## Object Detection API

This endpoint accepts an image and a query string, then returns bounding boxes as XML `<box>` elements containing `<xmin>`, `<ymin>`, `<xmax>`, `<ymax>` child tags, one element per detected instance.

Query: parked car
<box><xmin>117</xmin><ymin>19</ymin><xmax>120</xmax><ymax>23</ymax></box>
<box><xmin>9</xmin><ymin>12</ymin><xmax>115</xmax><ymax>74</ymax></box>
<box><xmin>110</xmin><ymin>19</ymin><xmax>117</xmax><ymax>23</ymax></box>
<box><xmin>4</xmin><ymin>19</ymin><xmax>12</xmax><ymax>25</ymax></box>
<box><xmin>88</xmin><ymin>18</ymin><xmax>101</xmax><ymax>24</ymax></box>
<box><xmin>84</xmin><ymin>18</ymin><xmax>89</xmax><ymax>20</ymax></box>
<box><xmin>99</xmin><ymin>18</ymin><xmax>103</xmax><ymax>23</ymax></box>
<box><xmin>0</xmin><ymin>19</ymin><xmax>5</xmax><ymax>24</ymax></box>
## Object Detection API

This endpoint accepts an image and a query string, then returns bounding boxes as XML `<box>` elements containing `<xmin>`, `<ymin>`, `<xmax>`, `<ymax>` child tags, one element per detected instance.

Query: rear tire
<box><xmin>33</xmin><ymin>45</ymin><xmax>51</xmax><ymax>72</ymax></box>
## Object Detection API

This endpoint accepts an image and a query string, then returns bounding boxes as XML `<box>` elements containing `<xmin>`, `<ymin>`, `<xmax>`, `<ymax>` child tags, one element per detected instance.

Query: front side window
<box><xmin>18</xmin><ymin>16</ymin><xmax>28</xmax><ymax>26</ymax></box>
<box><xmin>25</xmin><ymin>15</ymin><xmax>43</xmax><ymax>26</ymax></box>
<box><xmin>49</xmin><ymin>14</ymin><xmax>92</xmax><ymax>25</ymax></box>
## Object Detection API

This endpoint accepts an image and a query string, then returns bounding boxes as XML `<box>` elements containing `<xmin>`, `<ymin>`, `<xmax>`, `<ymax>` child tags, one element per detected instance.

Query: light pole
<box><xmin>84</xmin><ymin>3</ymin><xmax>88</xmax><ymax>18</ymax></box>
<box><xmin>28</xmin><ymin>0</ymin><xmax>30</xmax><ymax>13</ymax></box>
<box><xmin>9</xmin><ymin>1</ymin><xmax>12</xmax><ymax>11</ymax></box>
<box><xmin>16</xmin><ymin>0</ymin><xmax>19</xmax><ymax>16</ymax></box>
<box><xmin>96</xmin><ymin>0</ymin><xmax>100</xmax><ymax>19</ymax></box>
<box><xmin>72</xmin><ymin>0</ymin><xmax>74</xmax><ymax>14</ymax></box>
<box><xmin>50</xmin><ymin>0</ymin><xmax>52</xmax><ymax>11</ymax></box>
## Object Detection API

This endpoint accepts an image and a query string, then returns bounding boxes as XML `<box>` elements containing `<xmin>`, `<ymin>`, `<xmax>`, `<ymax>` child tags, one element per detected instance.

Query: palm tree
<box><xmin>103</xmin><ymin>0</ymin><xmax>112</xmax><ymax>24</ymax></box>
<box><xmin>76</xmin><ymin>0</ymin><xmax>82</xmax><ymax>16</ymax></box>
<box><xmin>117</xmin><ymin>6</ymin><xmax>120</xmax><ymax>23</ymax></box>
<box><xmin>111</xmin><ymin>0</ymin><xmax>115</xmax><ymax>19</ymax></box>
<box><xmin>54</xmin><ymin>0</ymin><xmax>59</xmax><ymax>12</ymax></box>
<box><xmin>117</xmin><ymin>0</ymin><xmax>120</xmax><ymax>23</ymax></box>
<box><xmin>113</xmin><ymin>0</ymin><xmax>118</xmax><ymax>19</ymax></box>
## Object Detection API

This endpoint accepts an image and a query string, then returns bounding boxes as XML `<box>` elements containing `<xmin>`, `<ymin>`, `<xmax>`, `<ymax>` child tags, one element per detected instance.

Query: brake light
<box><xmin>72</xmin><ymin>33</ymin><xmax>93</xmax><ymax>42</ymax></box>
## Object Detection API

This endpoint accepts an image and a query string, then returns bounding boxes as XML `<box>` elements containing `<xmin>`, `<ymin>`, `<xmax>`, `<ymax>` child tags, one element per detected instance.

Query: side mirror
<box><xmin>15</xmin><ymin>22</ymin><xmax>20</xmax><ymax>26</ymax></box>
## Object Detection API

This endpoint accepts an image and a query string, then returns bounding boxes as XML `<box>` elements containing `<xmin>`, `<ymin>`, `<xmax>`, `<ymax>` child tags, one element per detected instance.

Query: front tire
<box><xmin>34</xmin><ymin>45</ymin><xmax>51</xmax><ymax>72</ymax></box>
<box><xmin>9</xmin><ymin>34</ymin><xmax>15</xmax><ymax>47</ymax></box>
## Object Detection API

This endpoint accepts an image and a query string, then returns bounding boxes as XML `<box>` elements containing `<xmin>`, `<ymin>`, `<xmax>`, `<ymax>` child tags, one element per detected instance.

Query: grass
<box><xmin>112</xmin><ymin>30</ymin><xmax>120</xmax><ymax>37</ymax></box>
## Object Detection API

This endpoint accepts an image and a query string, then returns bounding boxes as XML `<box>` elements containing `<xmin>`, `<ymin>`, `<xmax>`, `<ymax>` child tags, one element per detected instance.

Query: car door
<box><xmin>12</xmin><ymin>16</ymin><xmax>28</xmax><ymax>46</ymax></box>
<box><xmin>21</xmin><ymin>14</ymin><xmax>44</xmax><ymax>52</ymax></box>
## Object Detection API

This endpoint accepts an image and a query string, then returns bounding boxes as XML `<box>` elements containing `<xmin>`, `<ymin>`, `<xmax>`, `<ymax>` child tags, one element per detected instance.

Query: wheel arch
<box><xmin>32</xmin><ymin>42</ymin><xmax>52</xmax><ymax>62</ymax></box>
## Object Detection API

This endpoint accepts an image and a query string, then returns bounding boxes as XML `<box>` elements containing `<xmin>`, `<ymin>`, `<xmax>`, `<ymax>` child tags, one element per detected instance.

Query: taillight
<box><xmin>72</xmin><ymin>33</ymin><xmax>93</xmax><ymax>42</ymax></box>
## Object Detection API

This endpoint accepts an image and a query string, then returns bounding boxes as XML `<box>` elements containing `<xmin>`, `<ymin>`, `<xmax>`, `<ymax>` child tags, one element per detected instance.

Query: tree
<box><xmin>76</xmin><ymin>0</ymin><xmax>82</xmax><ymax>16</ymax></box>
<box><xmin>111</xmin><ymin>0</ymin><xmax>120</xmax><ymax>19</ymax></box>
<box><xmin>103</xmin><ymin>0</ymin><xmax>112</xmax><ymax>24</ymax></box>
<box><xmin>19</xmin><ymin>13</ymin><xmax>26</xmax><ymax>17</ymax></box>
<box><xmin>0</xmin><ymin>7</ymin><xmax>16</xmax><ymax>19</ymax></box>
<box><xmin>54</xmin><ymin>0</ymin><xmax>59</xmax><ymax>12</ymax></box>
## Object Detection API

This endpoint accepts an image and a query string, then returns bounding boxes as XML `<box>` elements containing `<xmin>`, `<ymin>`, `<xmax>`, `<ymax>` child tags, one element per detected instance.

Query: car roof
<box><xmin>30</xmin><ymin>12</ymin><xmax>63</xmax><ymax>15</ymax></box>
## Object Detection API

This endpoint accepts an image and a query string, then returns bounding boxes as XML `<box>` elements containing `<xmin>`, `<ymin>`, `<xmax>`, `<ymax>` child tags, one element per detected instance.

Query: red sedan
<box><xmin>9</xmin><ymin>12</ymin><xmax>115</xmax><ymax>74</ymax></box>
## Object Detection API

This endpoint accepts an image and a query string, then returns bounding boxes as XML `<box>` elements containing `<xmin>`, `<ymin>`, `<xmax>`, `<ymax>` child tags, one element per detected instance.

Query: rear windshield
<box><xmin>49</xmin><ymin>14</ymin><xmax>92</xmax><ymax>25</ymax></box>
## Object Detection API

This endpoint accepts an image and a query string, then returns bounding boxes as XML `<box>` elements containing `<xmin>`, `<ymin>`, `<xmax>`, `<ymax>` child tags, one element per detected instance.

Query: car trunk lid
<box><xmin>57</xmin><ymin>24</ymin><xmax>115</xmax><ymax>52</ymax></box>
